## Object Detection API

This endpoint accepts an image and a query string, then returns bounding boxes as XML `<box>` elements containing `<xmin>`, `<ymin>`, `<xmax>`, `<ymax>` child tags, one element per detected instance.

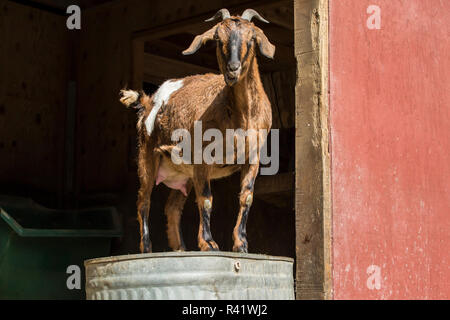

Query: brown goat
<box><xmin>120</xmin><ymin>8</ymin><xmax>275</xmax><ymax>253</ymax></box>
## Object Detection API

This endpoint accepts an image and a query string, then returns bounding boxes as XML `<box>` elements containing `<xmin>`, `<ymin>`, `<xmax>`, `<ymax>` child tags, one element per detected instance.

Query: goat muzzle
<box><xmin>225</xmin><ymin>71</ymin><xmax>240</xmax><ymax>86</ymax></box>
<box><xmin>227</xmin><ymin>61</ymin><xmax>241</xmax><ymax>72</ymax></box>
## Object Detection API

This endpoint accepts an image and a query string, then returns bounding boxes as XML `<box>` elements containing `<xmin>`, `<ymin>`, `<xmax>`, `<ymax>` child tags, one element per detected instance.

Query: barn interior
<box><xmin>0</xmin><ymin>0</ymin><xmax>297</xmax><ymax>290</ymax></box>
<box><xmin>0</xmin><ymin>0</ymin><xmax>296</xmax><ymax>259</ymax></box>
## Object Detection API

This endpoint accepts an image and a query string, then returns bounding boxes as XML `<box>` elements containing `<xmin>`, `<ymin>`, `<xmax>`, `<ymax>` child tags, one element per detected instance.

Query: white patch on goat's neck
<box><xmin>145</xmin><ymin>79</ymin><xmax>183</xmax><ymax>135</ymax></box>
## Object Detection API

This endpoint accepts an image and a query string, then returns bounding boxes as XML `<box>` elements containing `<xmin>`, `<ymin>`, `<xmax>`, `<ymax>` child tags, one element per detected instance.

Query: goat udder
<box><xmin>162</xmin><ymin>180</ymin><xmax>188</xmax><ymax>196</ymax></box>
<box><xmin>156</xmin><ymin>165</ymin><xmax>189</xmax><ymax>196</ymax></box>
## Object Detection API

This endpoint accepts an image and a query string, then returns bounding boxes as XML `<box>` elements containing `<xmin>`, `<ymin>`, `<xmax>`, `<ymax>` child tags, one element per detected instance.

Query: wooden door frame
<box><xmin>294</xmin><ymin>0</ymin><xmax>331</xmax><ymax>299</ymax></box>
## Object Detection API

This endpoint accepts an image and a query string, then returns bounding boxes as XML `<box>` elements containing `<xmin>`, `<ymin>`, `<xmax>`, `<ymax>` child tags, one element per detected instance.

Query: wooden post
<box><xmin>294</xmin><ymin>0</ymin><xmax>331</xmax><ymax>299</ymax></box>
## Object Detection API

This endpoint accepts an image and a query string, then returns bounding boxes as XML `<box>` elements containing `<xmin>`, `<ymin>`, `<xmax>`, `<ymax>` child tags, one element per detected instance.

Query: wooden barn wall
<box><xmin>330</xmin><ymin>0</ymin><xmax>450</xmax><ymax>299</ymax></box>
<box><xmin>0</xmin><ymin>1</ymin><xmax>68</xmax><ymax>204</ymax></box>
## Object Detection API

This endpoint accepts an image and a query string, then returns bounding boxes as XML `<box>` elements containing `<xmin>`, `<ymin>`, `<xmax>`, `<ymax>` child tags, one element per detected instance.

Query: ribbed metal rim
<box><xmin>85</xmin><ymin>251</ymin><xmax>294</xmax><ymax>266</ymax></box>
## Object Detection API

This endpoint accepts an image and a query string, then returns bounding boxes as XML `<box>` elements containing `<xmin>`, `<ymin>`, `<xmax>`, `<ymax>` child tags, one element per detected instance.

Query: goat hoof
<box><xmin>233</xmin><ymin>246</ymin><xmax>248</xmax><ymax>253</ymax></box>
<box><xmin>206</xmin><ymin>240</ymin><xmax>220</xmax><ymax>251</ymax></box>
<box><xmin>140</xmin><ymin>241</ymin><xmax>153</xmax><ymax>254</ymax></box>
<box><xmin>199</xmin><ymin>240</ymin><xmax>220</xmax><ymax>251</ymax></box>
<box><xmin>232</xmin><ymin>240</ymin><xmax>248</xmax><ymax>253</ymax></box>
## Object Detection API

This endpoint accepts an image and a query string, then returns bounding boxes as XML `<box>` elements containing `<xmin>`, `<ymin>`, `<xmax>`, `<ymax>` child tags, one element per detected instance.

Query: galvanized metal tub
<box><xmin>84</xmin><ymin>251</ymin><xmax>294</xmax><ymax>300</ymax></box>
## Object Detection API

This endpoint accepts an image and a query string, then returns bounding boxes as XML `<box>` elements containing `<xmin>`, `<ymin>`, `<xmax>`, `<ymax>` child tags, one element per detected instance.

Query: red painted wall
<box><xmin>330</xmin><ymin>0</ymin><xmax>450</xmax><ymax>299</ymax></box>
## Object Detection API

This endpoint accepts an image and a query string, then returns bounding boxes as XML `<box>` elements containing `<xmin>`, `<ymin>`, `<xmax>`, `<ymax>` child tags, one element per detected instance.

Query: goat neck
<box><xmin>228</xmin><ymin>57</ymin><xmax>263</xmax><ymax>126</ymax></box>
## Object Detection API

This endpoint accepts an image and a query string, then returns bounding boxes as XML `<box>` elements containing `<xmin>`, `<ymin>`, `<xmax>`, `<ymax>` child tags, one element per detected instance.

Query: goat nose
<box><xmin>227</xmin><ymin>61</ymin><xmax>241</xmax><ymax>72</ymax></box>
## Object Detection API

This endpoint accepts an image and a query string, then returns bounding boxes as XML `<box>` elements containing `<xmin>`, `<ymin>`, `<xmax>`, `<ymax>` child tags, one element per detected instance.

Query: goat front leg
<box><xmin>165</xmin><ymin>181</ymin><xmax>192</xmax><ymax>251</ymax></box>
<box><xmin>233</xmin><ymin>163</ymin><xmax>259</xmax><ymax>253</ymax></box>
<box><xmin>193</xmin><ymin>166</ymin><xmax>219</xmax><ymax>251</ymax></box>
<box><xmin>137</xmin><ymin>145</ymin><xmax>159</xmax><ymax>253</ymax></box>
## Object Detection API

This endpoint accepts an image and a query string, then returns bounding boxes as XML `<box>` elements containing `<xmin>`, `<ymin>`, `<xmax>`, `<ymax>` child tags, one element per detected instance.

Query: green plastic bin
<box><xmin>0</xmin><ymin>196</ymin><xmax>122</xmax><ymax>300</ymax></box>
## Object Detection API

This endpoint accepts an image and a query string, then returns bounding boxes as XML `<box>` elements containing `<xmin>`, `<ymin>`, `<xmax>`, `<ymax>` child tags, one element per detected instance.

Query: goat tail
<box><xmin>119</xmin><ymin>89</ymin><xmax>143</xmax><ymax>109</ymax></box>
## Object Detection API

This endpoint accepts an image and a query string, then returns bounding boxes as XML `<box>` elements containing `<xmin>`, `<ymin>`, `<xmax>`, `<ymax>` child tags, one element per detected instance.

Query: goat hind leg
<box><xmin>165</xmin><ymin>181</ymin><xmax>192</xmax><ymax>251</ymax></box>
<box><xmin>137</xmin><ymin>195</ymin><xmax>151</xmax><ymax>253</ymax></box>
<box><xmin>137</xmin><ymin>148</ymin><xmax>160</xmax><ymax>253</ymax></box>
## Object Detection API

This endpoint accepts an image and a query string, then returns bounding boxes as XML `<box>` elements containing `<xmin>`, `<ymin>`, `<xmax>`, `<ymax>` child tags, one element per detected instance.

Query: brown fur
<box><xmin>121</xmin><ymin>11</ymin><xmax>274</xmax><ymax>253</ymax></box>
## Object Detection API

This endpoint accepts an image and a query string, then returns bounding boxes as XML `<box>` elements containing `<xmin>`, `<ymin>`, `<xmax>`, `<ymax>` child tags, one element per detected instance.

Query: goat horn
<box><xmin>205</xmin><ymin>8</ymin><xmax>231</xmax><ymax>22</ymax></box>
<box><xmin>240</xmin><ymin>9</ymin><xmax>269</xmax><ymax>23</ymax></box>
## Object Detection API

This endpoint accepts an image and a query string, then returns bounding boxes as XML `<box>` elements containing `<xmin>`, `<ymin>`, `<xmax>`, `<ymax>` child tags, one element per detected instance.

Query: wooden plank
<box><xmin>133</xmin><ymin>0</ymin><xmax>291</xmax><ymax>41</ymax></box>
<box><xmin>294</xmin><ymin>0</ymin><xmax>316</xmax><ymax>55</ymax></box>
<box><xmin>143</xmin><ymin>53</ymin><xmax>217</xmax><ymax>84</ymax></box>
<box><xmin>319</xmin><ymin>0</ymin><xmax>331</xmax><ymax>301</ymax></box>
<box><xmin>294</xmin><ymin>0</ymin><xmax>329</xmax><ymax>300</ymax></box>
<box><xmin>145</xmin><ymin>39</ymin><xmax>219</xmax><ymax>71</ymax></box>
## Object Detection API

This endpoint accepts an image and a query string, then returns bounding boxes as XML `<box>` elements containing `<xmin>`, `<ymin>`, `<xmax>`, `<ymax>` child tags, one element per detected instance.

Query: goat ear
<box><xmin>182</xmin><ymin>26</ymin><xmax>217</xmax><ymax>55</ymax></box>
<box><xmin>253</xmin><ymin>26</ymin><xmax>275</xmax><ymax>59</ymax></box>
